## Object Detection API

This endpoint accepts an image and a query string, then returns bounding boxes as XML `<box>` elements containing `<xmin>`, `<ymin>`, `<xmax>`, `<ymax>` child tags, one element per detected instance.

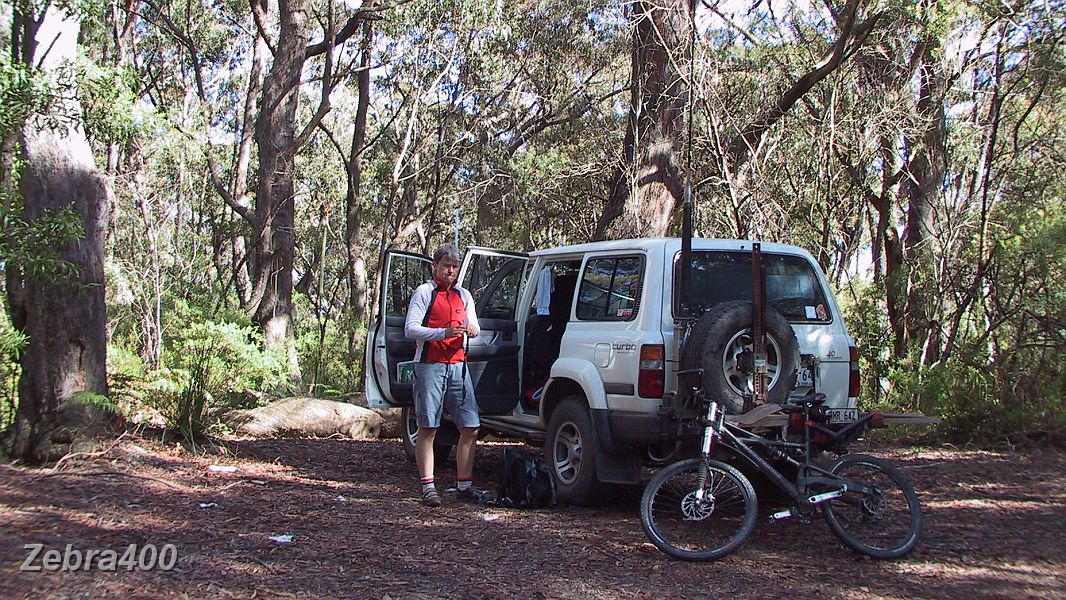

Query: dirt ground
<box><xmin>1</xmin><ymin>432</ymin><xmax>1064</xmax><ymax>600</ymax></box>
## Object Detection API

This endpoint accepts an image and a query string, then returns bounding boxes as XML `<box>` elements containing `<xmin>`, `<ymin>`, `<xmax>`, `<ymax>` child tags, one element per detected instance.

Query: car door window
<box><xmin>386</xmin><ymin>255</ymin><xmax>432</xmax><ymax>317</ymax></box>
<box><xmin>674</xmin><ymin>251</ymin><xmax>830</xmax><ymax>322</ymax></box>
<box><xmin>464</xmin><ymin>253</ymin><xmax>527</xmax><ymax>320</ymax></box>
<box><xmin>576</xmin><ymin>256</ymin><xmax>644</xmax><ymax>321</ymax></box>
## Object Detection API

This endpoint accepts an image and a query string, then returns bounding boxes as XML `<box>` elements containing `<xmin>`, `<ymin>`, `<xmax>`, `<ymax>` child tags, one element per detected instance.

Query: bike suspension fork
<box><xmin>696</xmin><ymin>402</ymin><xmax>722</xmax><ymax>502</ymax></box>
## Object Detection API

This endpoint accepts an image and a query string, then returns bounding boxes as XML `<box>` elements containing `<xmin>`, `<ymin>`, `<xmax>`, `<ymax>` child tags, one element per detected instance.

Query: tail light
<box><xmin>848</xmin><ymin>346</ymin><xmax>860</xmax><ymax>398</ymax></box>
<box><xmin>787</xmin><ymin>411</ymin><xmax>805</xmax><ymax>433</ymax></box>
<box><xmin>638</xmin><ymin>344</ymin><xmax>665</xmax><ymax>398</ymax></box>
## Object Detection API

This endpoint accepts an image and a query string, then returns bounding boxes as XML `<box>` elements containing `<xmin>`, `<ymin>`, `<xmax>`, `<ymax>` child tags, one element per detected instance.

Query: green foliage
<box><xmin>0</xmin><ymin>206</ymin><xmax>84</xmax><ymax>279</ymax></box>
<box><xmin>294</xmin><ymin>300</ymin><xmax>365</xmax><ymax>398</ymax></box>
<box><xmin>71</xmin><ymin>390</ymin><xmax>118</xmax><ymax>413</ymax></box>
<box><xmin>0</xmin><ymin>310</ymin><xmax>27</xmax><ymax>431</ymax></box>
<box><xmin>146</xmin><ymin>319</ymin><xmax>290</xmax><ymax>442</ymax></box>
<box><xmin>78</xmin><ymin>59</ymin><xmax>142</xmax><ymax>144</ymax></box>
<box><xmin>836</xmin><ymin>278</ymin><xmax>893</xmax><ymax>409</ymax></box>
<box><xmin>0</xmin><ymin>55</ymin><xmax>51</xmax><ymax>136</ymax></box>
<box><xmin>107</xmin><ymin>298</ymin><xmax>292</xmax><ymax>444</ymax></box>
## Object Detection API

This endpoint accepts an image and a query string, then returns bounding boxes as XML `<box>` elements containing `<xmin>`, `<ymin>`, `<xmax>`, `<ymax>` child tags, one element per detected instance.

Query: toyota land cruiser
<box><xmin>365</xmin><ymin>238</ymin><xmax>858</xmax><ymax>504</ymax></box>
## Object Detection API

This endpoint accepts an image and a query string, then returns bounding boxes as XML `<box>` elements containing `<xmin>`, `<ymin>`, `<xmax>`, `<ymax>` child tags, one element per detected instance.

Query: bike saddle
<box><xmin>788</xmin><ymin>391</ymin><xmax>827</xmax><ymax>406</ymax></box>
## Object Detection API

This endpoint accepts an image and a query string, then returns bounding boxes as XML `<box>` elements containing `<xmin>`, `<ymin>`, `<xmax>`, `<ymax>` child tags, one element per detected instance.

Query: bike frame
<box><xmin>698</xmin><ymin>396</ymin><xmax>879</xmax><ymax>512</ymax></box>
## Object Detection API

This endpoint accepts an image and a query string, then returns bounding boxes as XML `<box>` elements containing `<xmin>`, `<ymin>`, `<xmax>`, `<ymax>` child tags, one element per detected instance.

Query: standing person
<box><xmin>404</xmin><ymin>244</ymin><xmax>482</xmax><ymax>507</ymax></box>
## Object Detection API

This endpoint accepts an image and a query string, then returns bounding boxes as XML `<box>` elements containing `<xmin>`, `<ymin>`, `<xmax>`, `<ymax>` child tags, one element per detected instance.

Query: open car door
<box><xmin>459</xmin><ymin>247</ymin><xmax>529</xmax><ymax>415</ymax></box>
<box><xmin>364</xmin><ymin>251</ymin><xmax>432</xmax><ymax>408</ymax></box>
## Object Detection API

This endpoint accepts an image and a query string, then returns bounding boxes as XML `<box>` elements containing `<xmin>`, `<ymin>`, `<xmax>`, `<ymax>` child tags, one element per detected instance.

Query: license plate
<box><xmin>828</xmin><ymin>408</ymin><xmax>858</xmax><ymax>423</ymax></box>
<box><xmin>797</xmin><ymin>366</ymin><xmax>814</xmax><ymax>387</ymax></box>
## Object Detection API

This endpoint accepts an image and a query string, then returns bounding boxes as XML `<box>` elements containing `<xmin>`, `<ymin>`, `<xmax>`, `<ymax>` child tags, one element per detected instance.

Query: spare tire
<box><xmin>681</xmin><ymin>300</ymin><xmax>799</xmax><ymax>414</ymax></box>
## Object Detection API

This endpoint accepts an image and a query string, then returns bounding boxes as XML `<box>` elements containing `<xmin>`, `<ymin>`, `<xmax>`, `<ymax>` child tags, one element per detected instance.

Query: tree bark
<box><xmin>345</xmin><ymin>21</ymin><xmax>373</xmax><ymax>361</ymax></box>
<box><xmin>900</xmin><ymin>38</ymin><xmax>947</xmax><ymax>362</ymax></box>
<box><xmin>595</xmin><ymin>0</ymin><xmax>689</xmax><ymax>240</ymax></box>
<box><xmin>4</xmin><ymin>6</ymin><xmax>113</xmax><ymax>462</ymax></box>
<box><xmin>250</xmin><ymin>0</ymin><xmax>312</xmax><ymax>375</ymax></box>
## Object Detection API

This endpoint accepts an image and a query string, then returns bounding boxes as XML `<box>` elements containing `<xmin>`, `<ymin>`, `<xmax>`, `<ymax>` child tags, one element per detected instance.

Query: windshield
<box><xmin>674</xmin><ymin>251</ymin><xmax>831</xmax><ymax>322</ymax></box>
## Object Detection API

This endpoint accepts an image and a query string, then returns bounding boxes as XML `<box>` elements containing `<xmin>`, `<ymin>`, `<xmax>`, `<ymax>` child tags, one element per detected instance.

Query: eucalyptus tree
<box><xmin>1</xmin><ymin>1</ymin><xmax>112</xmax><ymax>461</ymax></box>
<box><xmin>594</xmin><ymin>0</ymin><xmax>690</xmax><ymax>240</ymax></box>
<box><xmin>829</xmin><ymin>0</ymin><xmax>1066</xmax><ymax>370</ymax></box>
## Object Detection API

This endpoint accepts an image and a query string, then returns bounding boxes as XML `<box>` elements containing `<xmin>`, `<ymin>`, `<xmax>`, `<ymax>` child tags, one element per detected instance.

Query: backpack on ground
<box><xmin>496</xmin><ymin>447</ymin><xmax>556</xmax><ymax>509</ymax></box>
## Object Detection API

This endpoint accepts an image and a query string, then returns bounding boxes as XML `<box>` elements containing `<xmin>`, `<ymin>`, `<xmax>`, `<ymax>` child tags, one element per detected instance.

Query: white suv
<box><xmin>365</xmin><ymin>238</ymin><xmax>858</xmax><ymax>504</ymax></box>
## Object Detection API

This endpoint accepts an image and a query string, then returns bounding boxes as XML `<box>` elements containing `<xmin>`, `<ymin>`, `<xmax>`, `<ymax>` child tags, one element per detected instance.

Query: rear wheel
<box><xmin>821</xmin><ymin>454</ymin><xmax>923</xmax><ymax>559</ymax></box>
<box><xmin>640</xmin><ymin>458</ymin><xmax>757</xmax><ymax>561</ymax></box>
<box><xmin>400</xmin><ymin>406</ymin><xmax>454</xmax><ymax>465</ymax></box>
<box><xmin>546</xmin><ymin>397</ymin><xmax>603</xmax><ymax>505</ymax></box>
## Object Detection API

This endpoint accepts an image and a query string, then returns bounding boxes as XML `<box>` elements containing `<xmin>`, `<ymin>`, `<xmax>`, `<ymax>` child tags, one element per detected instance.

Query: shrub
<box><xmin>144</xmin><ymin>320</ymin><xmax>290</xmax><ymax>443</ymax></box>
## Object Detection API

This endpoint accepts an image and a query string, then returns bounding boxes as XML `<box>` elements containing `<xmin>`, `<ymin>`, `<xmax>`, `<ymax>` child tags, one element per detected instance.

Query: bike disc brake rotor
<box><xmin>680</xmin><ymin>491</ymin><xmax>716</xmax><ymax>520</ymax></box>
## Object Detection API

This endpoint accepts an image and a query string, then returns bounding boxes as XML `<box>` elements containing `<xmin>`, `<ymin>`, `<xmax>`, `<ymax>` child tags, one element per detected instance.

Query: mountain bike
<box><xmin>639</xmin><ymin>369</ymin><xmax>923</xmax><ymax>561</ymax></box>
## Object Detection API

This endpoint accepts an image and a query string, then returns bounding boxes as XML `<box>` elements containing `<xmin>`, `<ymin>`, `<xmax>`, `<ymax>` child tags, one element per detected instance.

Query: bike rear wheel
<box><xmin>822</xmin><ymin>454</ymin><xmax>923</xmax><ymax>559</ymax></box>
<box><xmin>640</xmin><ymin>457</ymin><xmax>757</xmax><ymax>561</ymax></box>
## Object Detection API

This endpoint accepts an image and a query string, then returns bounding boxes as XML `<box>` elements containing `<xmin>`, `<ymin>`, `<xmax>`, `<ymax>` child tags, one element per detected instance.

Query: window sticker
<box><xmin>805</xmin><ymin>306</ymin><xmax>817</xmax><ymax>319</ymax></box>
<box><xmin>816</xmin><ymin>304</ymin><xmax>828</xmax><ymax>320</ymax></box>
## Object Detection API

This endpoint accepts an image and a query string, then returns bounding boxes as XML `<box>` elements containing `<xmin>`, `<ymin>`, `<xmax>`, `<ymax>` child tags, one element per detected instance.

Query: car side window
<box><xmin>576</xmin><ymin>256</ymin><xmax>644</xmax><ymax>321</ymax></box>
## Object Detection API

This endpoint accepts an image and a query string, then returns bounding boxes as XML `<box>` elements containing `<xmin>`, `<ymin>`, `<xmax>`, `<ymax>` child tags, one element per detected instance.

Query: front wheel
<box><xmin>821</xmin><ymin>454</ymin><xmax>923</xmax><ymax>559</ymax></box>
<box><xmin>640</xmin><ymin>458</ymin><xmax>757</xmax><ymax>561</ymax></box>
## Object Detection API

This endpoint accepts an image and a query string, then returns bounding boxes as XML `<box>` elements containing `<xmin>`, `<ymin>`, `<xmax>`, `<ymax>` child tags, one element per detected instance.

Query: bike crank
<box><xmin>769</xmin><ymin>489</ymin><xmax>845</xmax><ymax>522</ymax></box>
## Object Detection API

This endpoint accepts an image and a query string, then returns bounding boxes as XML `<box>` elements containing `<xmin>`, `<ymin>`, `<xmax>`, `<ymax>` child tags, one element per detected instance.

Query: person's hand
<box><xmin>444</xmin><ymin>325</ymin><xmax>465</xmax><ymax>338</ymax></box>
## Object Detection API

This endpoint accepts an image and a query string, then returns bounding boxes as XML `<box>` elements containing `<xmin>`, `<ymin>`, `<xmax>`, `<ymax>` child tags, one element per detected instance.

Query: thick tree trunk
<box><xmin>251</xmin><ymin>0</ymin><xmax>311</xmax><ymax>376</ymax></box>
<box><xmin>5</xmin><ymin>7</ymin><xmax>113</xmax><ymax>462</ymax></box>
<box><xmin>595</xmin><ymin>0</ymin><xmax>688</xmax><ymax>240</ymax></box>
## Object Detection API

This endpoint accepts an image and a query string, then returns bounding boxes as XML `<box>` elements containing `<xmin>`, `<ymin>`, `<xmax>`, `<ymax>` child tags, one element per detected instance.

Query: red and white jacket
<box><xmin>404</xmin><ymin>279</ymin><xmax>480</xmax><ymax>363</ymax></box>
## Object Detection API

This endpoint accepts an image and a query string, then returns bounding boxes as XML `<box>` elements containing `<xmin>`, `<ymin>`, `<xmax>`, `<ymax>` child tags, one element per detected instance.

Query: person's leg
<box><xmin>448</xmin><ymin>363</ymin><xmax>480</xmax><ymax>499</ymax></box>
<box><xmin>415</xmin><ymin>426</ymin><xmax>438</xmax><ymax>480</ymax></box>
<box><xmin>413</xmin><ymin>362</ymin><xmax>446</xmax><ymax>507</ymax></box>
<box><xmin>455</xmin><ymin>426</ymin><xmax>478</xmax><ymax>483</ymax></box>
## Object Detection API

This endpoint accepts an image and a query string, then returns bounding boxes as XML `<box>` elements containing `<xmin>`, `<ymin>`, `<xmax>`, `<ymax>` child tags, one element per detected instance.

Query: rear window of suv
<box><xmin>673</xmin><ymin>251</ymin><xmax>831</xmax><ymax>322</ymax></box>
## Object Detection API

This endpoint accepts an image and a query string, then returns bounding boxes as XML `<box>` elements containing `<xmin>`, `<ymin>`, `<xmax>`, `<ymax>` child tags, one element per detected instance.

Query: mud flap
<box><xmin>590</xmin><ymin>410</ymin><xmax>641</xmax><ymax>484</ymax></box>
<box><xmin>593</xmin><ymin>449</ymin><xmax>641</xmax><ymax>484</ymax></box>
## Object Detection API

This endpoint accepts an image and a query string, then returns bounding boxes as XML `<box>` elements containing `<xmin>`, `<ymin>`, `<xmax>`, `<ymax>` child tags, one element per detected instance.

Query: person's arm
<box><xmin>405</xmin><ymin>285</ymin><xmax>447</xmax><ymax>341</ymax></box>
<box><xmin>462</xmin><ymin>288</ymin><xmax>480</xmax><ymax>337</ymax></box>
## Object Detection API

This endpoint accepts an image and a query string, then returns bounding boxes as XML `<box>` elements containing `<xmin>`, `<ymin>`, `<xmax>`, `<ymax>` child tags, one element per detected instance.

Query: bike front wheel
<box><xmin>640</xmin><ymin>457</ymin><xmax>757</xmax><ymax>561</ymax></box>
<box><xmin>822</xmin><ymin>454</ymin><xmax>923</xmax><ymax>559</ymax></box>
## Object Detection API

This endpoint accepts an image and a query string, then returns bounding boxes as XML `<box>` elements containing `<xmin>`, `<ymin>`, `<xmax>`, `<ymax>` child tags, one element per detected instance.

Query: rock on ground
<box><xmin>222</xmin><ymin>397</ymin><xmax>384</xmax><ymax>440</ymax></box>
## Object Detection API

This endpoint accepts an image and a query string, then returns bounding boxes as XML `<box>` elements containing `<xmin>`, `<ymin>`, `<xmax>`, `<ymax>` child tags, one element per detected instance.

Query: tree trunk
<box><xmin>4</xmin><ymin>6</ymin><xmax>113</xmax><ymax>462</ymax></box>
<box><xmin>250</xmin><ymin>0</ymin><xmax>312</xmax><ymax>376</ymax></box>
<box><xmin>231</xmin><ymin>0</ymin><xmax>268</xmax><ymax>308</ymax></box>
<box><xmin>901</xmin><ymin>40</ymin><xmax>947</xmax><ymax>363</ymax></box>
<box><xmin>595</xmin><ymin>0</ymin><xmax>688</xmax><ymax>240</ymax></box>
<box><xmin>345</xmin><ymin>21</ymin><xmax>373</xmax><ymax>362</ymax></box>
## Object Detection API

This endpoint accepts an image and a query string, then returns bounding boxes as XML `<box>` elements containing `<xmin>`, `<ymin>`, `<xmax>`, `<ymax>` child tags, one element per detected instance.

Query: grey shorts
<box><xmin>412</xmin><ymin>362</ymin><xmax>480</xmax><ymax>429</ymax></box>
